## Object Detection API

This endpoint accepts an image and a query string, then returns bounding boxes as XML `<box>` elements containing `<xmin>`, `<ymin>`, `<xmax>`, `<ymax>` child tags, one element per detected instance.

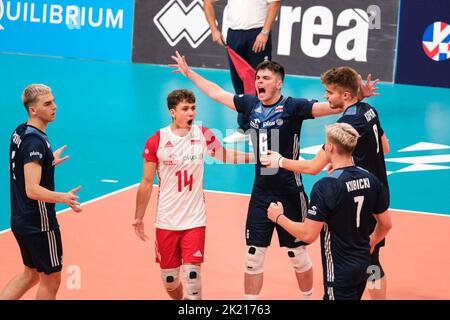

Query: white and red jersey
<box><xmin>142</xmin><ymin>125</ymin><xmax>221</xmax><ymax>230</ymax></box>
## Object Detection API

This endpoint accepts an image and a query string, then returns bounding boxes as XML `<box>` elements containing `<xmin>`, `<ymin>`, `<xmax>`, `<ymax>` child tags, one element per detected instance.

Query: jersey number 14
<box><xmin>176</xmin><ymin>170</ymin><xmax>193</xmax><ymax>192</ymax></box>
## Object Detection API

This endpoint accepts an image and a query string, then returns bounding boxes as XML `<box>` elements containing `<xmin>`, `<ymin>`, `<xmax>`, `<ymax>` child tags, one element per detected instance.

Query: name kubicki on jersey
<box><xmin>346</xmin><ymin>178</ymin><xmax>371</xmax><ymax>192</ymax></box>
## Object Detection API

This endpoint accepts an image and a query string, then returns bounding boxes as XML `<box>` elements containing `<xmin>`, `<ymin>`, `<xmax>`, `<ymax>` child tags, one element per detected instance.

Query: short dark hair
<box><xmin>255</xmin><ymin>60</ymin><xmax>285</xmax><ymax>81</ymax></box>
<box><xmin>321</xmin><ymin>67</ymin><xmax>359</xmax><ymax>96</ymax></box>
<box><xmin>167</xmin><ymin>89</ymin><xmax>195</xmax><ymax>110</ymax></box>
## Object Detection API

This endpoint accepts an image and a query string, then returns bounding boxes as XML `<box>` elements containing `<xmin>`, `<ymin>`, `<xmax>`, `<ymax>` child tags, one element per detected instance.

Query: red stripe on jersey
<box><xmin>142</xmin><ymin>130</ymin><xmax>160</xmax><ymax>162</ymax></box>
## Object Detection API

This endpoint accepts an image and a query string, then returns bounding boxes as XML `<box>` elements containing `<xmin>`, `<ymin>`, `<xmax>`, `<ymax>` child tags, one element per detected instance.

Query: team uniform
<box><xmin>307</xmin><ymin>166</ymin><xmax>389</xmax><ymax>300</ymax></box>
<box><xmin>234</xmin><ymin>94</ymin><xmax>316</xmax><ymax>248</ymax></box>
<box><xmin>142</xmin><ymin>124</ymin><xmax>221</xmax><ymax>269</ymax></box>
<box><xmin>337</xmin><ymin>102</ymin><xmax>390</xmax><ymax>276</ymax></box>
<box><xmin>9</xmin><ymin>123</ymin><xmax>62</xmax><ymax>275</ymax></box>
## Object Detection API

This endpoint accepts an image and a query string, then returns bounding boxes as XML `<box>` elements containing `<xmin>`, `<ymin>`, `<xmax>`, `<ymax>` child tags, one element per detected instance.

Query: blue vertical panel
<box><xmin>0</xmin><ymin>0</ymin><xmax>134</xmax><ymax>61</ymax></box>
<box><xmin>395</xmin><ymin>0</ymin><xmax>450</xmax><ymax>88</ymax></box>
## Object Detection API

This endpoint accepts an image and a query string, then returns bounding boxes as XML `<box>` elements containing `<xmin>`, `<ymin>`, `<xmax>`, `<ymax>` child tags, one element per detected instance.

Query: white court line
<box><xmin>388</xmin><ymin>208</ymin><xmax>450</xmax><ymax>217</ymax></box>
<box><xmin>0</xmin><ymin>183</ymin><xmax>139</xmax><ymax>235</ymax></box>
<box><xmin>1</xmin><ymin>183</ymin><xmax>448</xmax><ymax>235</ymax></box>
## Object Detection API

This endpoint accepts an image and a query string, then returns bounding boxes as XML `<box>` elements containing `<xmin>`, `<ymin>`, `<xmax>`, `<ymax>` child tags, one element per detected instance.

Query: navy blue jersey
<box><xmin>337</xmin><ymin>102</ymin><xmax>389</xmax><ymax>191</ymax></box>
<box><xmin>307</xmin><ymin>166</ymin><xmax>389</xmax><ymax>287</ymax></box>
<box><xmin>10</xmin><ymin>123</ymin><xmax>58</xmax><ymax>235</ymax></box>
<box><xmin>234</xmin><ymin>94</ymin><xmax>315</xmax><ymax>195</ymax></box>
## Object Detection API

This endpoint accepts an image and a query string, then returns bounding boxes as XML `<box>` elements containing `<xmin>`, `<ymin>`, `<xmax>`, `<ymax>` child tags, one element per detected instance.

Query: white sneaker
<box><xmin>223</xmin><ymin>131</ymin><xmax>248</xmax><ymax>143</ymax></box>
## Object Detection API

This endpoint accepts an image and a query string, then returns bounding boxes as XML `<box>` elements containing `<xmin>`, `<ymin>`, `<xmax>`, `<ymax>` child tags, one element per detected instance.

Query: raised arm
<box><xmin>357</xmin><ymin>73</ymin><xmax>379</xmax><ymax>101</ymax></box>
<box><xmin>170</xmin><ymin>51</ymin><xmax>236</xmax><ymax>110</ymax></box>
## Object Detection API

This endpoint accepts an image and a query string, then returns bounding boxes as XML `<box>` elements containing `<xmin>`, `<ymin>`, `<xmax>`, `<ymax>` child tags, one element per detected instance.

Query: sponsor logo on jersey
<box><xmin>164</xmin><ymin>141</ymin><xmax>174</xmax><ymax>148</ymax></box>
<box><xmin>163</xmin><ymin>153</ymin><xmax>179</xmax><ymax>165</ymax></box>
<box><xmin>250</xmin><ymin>121</ymin><xmax>259</xmax><ymax>129</ymax></box>
<box><xmin>276</xmin><ymin>118</ymin><xmax>284</xmax><ymax>126</ymax></box>
<box><xmin>250</xmin><ymin>118</ymin><xmax>260</xmax><ymax>129</ymax></box>
<box><xmin>190</xmin><ymin>139</ymin><xmax>201</xmax><ymax>145</ymax></box>
<box><xmin>308</xmin><ymin>206</ymin><xmax>318</xmax><ymax>216</ymax></box>
<box><xmin>275</xmin><ymin>105</ymin><xmax>284</xmax><ymax>113</ymax></box>
<box><xmin>30</xmin><ymin>151</ymin><xmax>43</xmax><ymax>159</ymax></box>
<box><xmin>262</xmin><ymin>120</ymin><xmax>276</xmax><ymax>128</ymax></box>
<box><xmin>183</xmin><ymin>154</ymin><xmax>198</xmax><ymax>162</ymax></box>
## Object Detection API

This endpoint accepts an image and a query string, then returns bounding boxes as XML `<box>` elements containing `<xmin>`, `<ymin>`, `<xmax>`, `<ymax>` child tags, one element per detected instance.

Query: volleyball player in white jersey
<box><xmin>133</xmin><ymin>89</ymin><xmax>253</xmax><ymax>300</ymax></box>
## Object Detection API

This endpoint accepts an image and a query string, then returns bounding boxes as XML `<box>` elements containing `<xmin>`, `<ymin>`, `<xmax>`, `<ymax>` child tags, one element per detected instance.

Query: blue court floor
<box><xmin>1</xmin><ymin>53</ymin><xmax>449</xmax><ymax>231</ymax></box>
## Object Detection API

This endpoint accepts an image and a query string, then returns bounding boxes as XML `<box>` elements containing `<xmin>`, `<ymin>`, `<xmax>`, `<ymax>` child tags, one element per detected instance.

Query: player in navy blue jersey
<box><xmin>262</xmin><ymin>66</ymin><xmax>390</xmax><ymax>299</ymax></box>
<box><xmin>267</xmin><ymin>123</ymin><xmax>392</xmax><ymax>300</ymax></box>
<box><xmin>170</xmin><ymin>51</ymin><xmax>377</xmax><ymax>299</ymax></box>
<box><xmin>1</xmin><ymin>84</ymin><xmax>82</xmax><ymax>300</ymax></box>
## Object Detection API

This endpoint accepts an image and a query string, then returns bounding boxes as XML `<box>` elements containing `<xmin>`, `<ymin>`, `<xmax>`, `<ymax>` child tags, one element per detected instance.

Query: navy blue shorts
<box><xmin>13</xmin><ymin>229</ymin><xmax>63</xmax><ymax>275</ymax></box>
<box><xmin>323</xmin><ymin>282</ymin><xmax>367</xmax><ymax>300</ymax></box>
<box><xmin>245</xmin><ymin>191</ymin><xmax>309</xmax><ymax>248</ymax></box>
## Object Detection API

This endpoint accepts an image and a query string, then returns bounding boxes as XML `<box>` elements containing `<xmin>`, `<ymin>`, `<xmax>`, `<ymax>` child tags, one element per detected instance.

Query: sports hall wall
<box><xmin>0</xmin><ymin>0</ymin><xmax>448</xmax><ymax>88</ymax></box>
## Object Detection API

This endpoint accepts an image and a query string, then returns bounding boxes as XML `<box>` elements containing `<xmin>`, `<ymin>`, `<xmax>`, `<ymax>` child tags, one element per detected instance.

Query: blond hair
<box><xmin>22</xmin><ymin>84</ymin><xmax>52</xmax><ymax>110</ymax></box>
<box><xmin>326</xmin><ymin>123</ymin><xmax>360</xmax><ymax>154</ymax></box>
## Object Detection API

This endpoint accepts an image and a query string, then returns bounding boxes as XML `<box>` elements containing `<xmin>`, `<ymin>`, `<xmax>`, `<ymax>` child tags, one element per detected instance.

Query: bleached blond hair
<box><xmin>326</xmin><ymin>123</ymin><xmax>360</xmax><ymax>154</ymax></box>
<box><xmin>21</xmin><ymin>84</ymin><xmax>52</xmax><ymax>110</ymax></box>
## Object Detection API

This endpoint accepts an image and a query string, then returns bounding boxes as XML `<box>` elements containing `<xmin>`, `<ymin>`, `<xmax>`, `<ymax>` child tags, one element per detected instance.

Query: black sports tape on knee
<box><xmin>189</xmin><ymin>271</ymin><xmax>197</xmax><ymax>279</ymax></box>
<box><xmin>248</xmin><ymin>246</ymin><xmax>256</xmax><ymax>255</ymax></box>
<box><xmin>287</xmin><ymin>251</ymin><xmax>295</xmax><ymax>258</ymax></box>
<box><xmin>166</xmin><ymin>276</ymin><xmax>174</xmax><ymax>283</ymax></box>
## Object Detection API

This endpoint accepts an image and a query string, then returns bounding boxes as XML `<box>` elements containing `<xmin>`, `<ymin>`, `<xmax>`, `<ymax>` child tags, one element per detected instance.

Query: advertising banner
<box><xmin>133</xmin><ymin>0</ymin><xmax>399</xmax><ymax>81</ymax></box>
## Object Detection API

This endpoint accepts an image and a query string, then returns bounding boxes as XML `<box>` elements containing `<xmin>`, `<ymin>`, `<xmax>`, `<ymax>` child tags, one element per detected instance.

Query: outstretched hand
<box><xmin>63</xmin><ymin>185</ymin><xmax>82</xmax><ymax>213</ymax></box>
<box><xmin>358</xmin><ymin>74</ymin><xmax>380</xmax><ymax>99</ymax></box>
<box><xmin>53</xmin><ymin>145</ymin><xmax>70</xmax><ymax>166</ymax></box>
<box><xmin>169</xmin><ymin>51</ymin><xmax>191</xmax><ymax>77</ymax></box>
